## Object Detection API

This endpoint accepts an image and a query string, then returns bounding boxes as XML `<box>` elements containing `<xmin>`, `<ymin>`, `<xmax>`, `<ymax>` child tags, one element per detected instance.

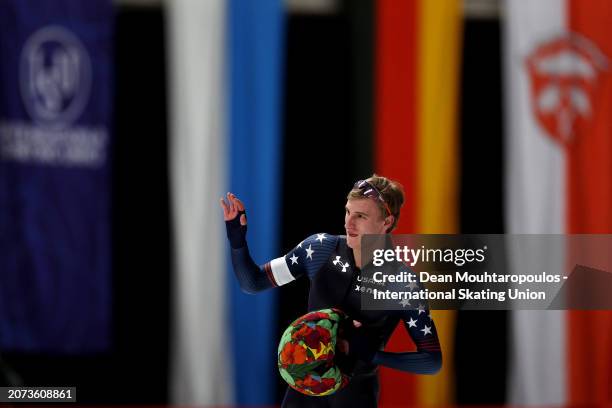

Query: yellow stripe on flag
<box><xmin>418</xmin><ymin>0</ymin><xmax>462</xmax><ymax>235</ymax></box>
<box><xmin>417</xmin><ymin>0</ymin><xmax>462</xmax><ymax>405</ymax></box>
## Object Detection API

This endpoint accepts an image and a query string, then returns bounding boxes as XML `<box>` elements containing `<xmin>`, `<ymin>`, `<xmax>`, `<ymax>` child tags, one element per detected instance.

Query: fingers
<box><xmin>221</xmin><ymin>192</ymin><xmax>247</xmax><ymax>222</ymax></box>
<box><xmin>228</xmin><ymin>193</ymin><xmax>245</xmax><ymax>212</ymax></box>
<box><xmin>353</xmin><ymin>320</ymin><xmax>362</xmax><ymax>328</ymax></box>
<box><xmin>221</xmin><ymin>193</ymin><xmax>239</xmax><ymax>221</ymax></box>
<box><xmin>227</xmin><ymin>192</ymin><xmax>235</xmax><ymax>213</ymax></box>
<box><xmin>220</xmin><ymin>197</ymin><xmax>235</xmax><ymax>221</ymax></box>
<box><xmin>219</xmin><ymin>197</ymin><xmax>229</xmax><ymax>216</ymax></box>
<box><xmin>235</xmin><ymin>197</ymin><xmax>245</xmax><ymax>212</ymax></box>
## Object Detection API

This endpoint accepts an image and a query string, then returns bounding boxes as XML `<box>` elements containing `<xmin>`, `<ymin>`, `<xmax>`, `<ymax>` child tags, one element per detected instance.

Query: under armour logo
<box><xmin>333</xmin><ymin>256</ymin><xmax>350</xmax><ymax>272</ymax></box>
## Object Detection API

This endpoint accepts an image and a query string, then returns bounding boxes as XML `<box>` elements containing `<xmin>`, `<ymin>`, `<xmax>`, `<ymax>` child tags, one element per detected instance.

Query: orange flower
<box><xmin>292</xmin><ymin>344</ymin><xmax>308</xmax><ymax>364</ymax></box>
<box><xmin>280</xmin><ymin>342</ymin><xmax>308</xmax><ymax>365</ymax></box>
<box><xmin>279</xmin><ymin>342</ymin><xmax>296</xmax><ymax>364</ymax></box>
<box><xmin>301</xmin><ymin>374</ymin><xmax>319</xmax><ymax>388</ymax></box>
<box><xmin>291</xmin><ymin>324</ymin><xmax>311</xmax><ymax>340</ymax></box>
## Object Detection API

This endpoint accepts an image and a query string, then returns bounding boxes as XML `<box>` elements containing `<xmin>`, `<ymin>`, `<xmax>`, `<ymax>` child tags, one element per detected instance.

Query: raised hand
<box><xmin>220</xmin><ymin>192</ymin><xmax>247</xmax><ymax>225</ymax></box>
<box><xmin>221</xmin><ymin>193</ymin><xmax>248</xmax><ymax>249</ymax></box>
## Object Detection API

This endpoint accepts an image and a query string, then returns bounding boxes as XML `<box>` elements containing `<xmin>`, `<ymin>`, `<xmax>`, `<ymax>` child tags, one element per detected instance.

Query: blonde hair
<box><xmin>347</xmin><ymin>174</ymin><xmax>405</xmax><ymax>232</ymax></box>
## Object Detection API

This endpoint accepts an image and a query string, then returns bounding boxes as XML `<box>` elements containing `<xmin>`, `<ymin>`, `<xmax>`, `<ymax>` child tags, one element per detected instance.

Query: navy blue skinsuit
<box><xmin>226</xmin><ymin>218</ymin><xmax>441</xmax><ymax>408</ymax></box>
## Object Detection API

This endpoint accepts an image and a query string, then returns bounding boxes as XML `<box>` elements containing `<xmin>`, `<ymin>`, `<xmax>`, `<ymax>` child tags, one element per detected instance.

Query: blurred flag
<box><xmin>168</xmin><ymin>0</ymin><xmax>232</xmax><ymax>405</ymax></box>
<box><xmin>375</xmin><ymin>0</ymin><xmax>462</xmax><ymax>406</ymax></box>
<box><xmin>168</xmin><ymin>0</ymin><xmax>283</xmax><ymax>405</ymax></box>
<box><xmin>228</xmin><ymin>0</ymin><xmax>284</xmax><ymax>405</ymax></box>
<box><xmin>0</xmin><ymin>0</ymin><xmax>114</xmax><ymax>353</ymax></box>
<box><xmin>505</xmin><ymin>0</ymin><xmax>612</xmax><ymax>405</ymax></box>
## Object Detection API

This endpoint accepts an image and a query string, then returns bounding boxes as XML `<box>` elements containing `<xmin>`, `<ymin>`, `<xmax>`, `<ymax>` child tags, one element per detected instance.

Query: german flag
<box><xmin>375</xmin><ymin>0</ymin><xmax>462</xmax><ymax>406</ymax></box>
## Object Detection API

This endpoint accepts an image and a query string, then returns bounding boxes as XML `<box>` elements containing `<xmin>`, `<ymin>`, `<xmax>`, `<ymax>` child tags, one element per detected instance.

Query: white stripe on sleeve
<box><xmin>270</xmin><ymin>256</ymin><xmax>295</xmax><ymax>286</ymax></box>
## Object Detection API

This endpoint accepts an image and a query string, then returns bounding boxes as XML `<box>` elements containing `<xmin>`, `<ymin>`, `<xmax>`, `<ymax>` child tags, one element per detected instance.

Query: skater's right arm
<box><xmin>221</xmin><ymin>193</ymin><xmax>313</xmax><ymax>294</ymax></box>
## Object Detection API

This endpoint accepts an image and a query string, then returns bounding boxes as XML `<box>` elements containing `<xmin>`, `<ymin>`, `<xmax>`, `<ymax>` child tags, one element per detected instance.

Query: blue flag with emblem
<box><xmin>0</xmin><ymin>0</ymin><xmax>114</xmax><ymax>352</ymax></box>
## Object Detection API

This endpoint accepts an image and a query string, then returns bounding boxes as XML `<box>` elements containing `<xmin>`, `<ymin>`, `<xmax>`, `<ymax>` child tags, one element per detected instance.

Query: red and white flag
<box><xmin>505</xmin><ymin>0</ymin><xmax>612</xmax><ymax>405</ymax></box>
